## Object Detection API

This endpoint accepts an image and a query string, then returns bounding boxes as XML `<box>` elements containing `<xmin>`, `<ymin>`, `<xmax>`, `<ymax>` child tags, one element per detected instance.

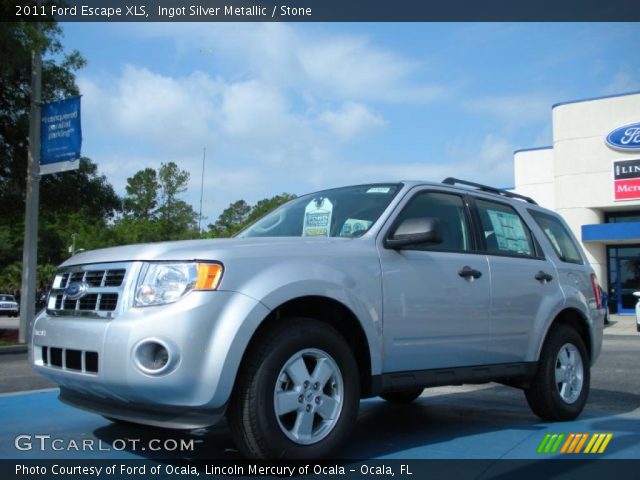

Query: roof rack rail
<box><xmin>441</xmin><ymin>177</ymin><xmax>538</xmax><ymax>205</ymax></box>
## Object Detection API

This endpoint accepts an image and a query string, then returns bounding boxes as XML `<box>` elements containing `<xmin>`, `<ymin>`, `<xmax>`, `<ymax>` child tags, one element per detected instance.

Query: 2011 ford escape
<box><xmin>31</xmin><ymin>178</ymin><xmax>604</xmax><ymax>458</ymax></box>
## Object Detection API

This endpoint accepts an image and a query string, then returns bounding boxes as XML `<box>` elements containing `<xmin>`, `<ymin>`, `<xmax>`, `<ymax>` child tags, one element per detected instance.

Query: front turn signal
<box><xmin>195</xmin><ymin>263</ymin><xmax>224</xmax><ymax>290</ymax></box>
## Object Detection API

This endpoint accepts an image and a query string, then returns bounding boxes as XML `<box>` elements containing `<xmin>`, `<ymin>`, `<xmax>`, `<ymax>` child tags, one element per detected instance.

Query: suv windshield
<box><xmin>239</xmin><ymin>183</ymin><xmax>402</xmax><ymax>238</ymax></box>
<box><xmin>0</xmin><ymin>295</ymin><xmax>15</xmax><ymax>302</ymax></box>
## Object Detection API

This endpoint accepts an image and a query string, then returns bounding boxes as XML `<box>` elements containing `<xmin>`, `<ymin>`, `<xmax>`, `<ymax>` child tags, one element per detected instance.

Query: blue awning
<box><xmin>582</xmin><ymin>222</ymin><xmax>640</xmax><ymax>242</ymax></box>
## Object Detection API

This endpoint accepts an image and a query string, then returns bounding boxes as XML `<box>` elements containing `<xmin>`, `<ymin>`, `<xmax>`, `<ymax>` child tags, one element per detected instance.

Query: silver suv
<box><xmin>31</xmin><ymin>179</ymin><xmax>604</xmax><ymax>458</ymax></box>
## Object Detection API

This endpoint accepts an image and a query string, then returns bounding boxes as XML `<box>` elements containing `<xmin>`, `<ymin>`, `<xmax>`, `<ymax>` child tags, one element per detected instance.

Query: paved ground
<box><xmin>0</xmin><ymin>316</ymin><xmax>637</xmax><ymax>460</ymax></box>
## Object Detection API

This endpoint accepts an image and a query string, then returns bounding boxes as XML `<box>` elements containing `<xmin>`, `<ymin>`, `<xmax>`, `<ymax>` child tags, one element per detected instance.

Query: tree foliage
<box><xmin>0</xmin><ymin>22</ymin><xmax>297</xmax><ymax>295</ymax></box>
<box><xmin>113</xmin><ymin>162</ymin><xmax>198</xmax><ymax>244</ymax></box>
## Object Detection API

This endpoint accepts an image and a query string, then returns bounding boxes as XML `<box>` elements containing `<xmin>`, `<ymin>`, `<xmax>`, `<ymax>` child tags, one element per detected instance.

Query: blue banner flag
<box><xmin>40</xmin><ymin>96</ymin><xmax>82</xmax><ymax>175</ymax></box>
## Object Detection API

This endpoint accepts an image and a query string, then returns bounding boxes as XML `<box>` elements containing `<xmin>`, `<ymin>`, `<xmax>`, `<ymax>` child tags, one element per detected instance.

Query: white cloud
<box><xmin>319</xmin><ymin>102</ymin><xmax>386</xmax><ymax>141</ymax></box>
<box><xmin>78</xmin><ymin>66</ymin><xmax>219</xmax><ymax>151</ymax></box>
<box><xmin>76</xmin><ymin>24</ymin><xmax>455</xmax><ymax>221</ymax></box>
<box><xmin>130</xmin><ymin>23</ymin><xmax>448</xmax><ymax>104</ymax></box>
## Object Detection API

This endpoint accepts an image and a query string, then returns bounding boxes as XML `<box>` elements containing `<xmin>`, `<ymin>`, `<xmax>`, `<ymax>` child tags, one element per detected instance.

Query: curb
<box><xmin>0</xmin><ymin>344</ymin><xmax>28</xmax><ymax>355</ymax></box>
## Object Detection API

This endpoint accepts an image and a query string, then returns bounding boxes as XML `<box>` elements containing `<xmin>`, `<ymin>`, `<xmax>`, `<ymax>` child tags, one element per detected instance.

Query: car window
<box><xmin>393</xmin><ymin>191</ymin><xmax>471</xmax><ymax>251</ymax></box>
<box><xmin>0</xmin><ymin>295</ymin><xmax>15</xmax><ymax>301</ymax></box>
<box><xmin>239</xmin><ymin>184</ymin><xmax>401</xmax><ymax>238</ymax></box>
<box><xmin>529</xmin><ymin>210</ymin><xmax>583</xmax><ymax>264</ymax></box>
<box><xmin>475</xmin><ymin>199</ymin><xmax>536</xmax><ymax>258</ymax></box>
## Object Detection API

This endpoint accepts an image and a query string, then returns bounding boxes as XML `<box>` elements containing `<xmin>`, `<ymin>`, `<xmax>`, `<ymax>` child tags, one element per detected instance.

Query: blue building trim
<box><xmin>582</xmin><ymin>222</ymin><xmax>640</xmax><ymax>242</ymax></box>
<box><xmin>513</xmin><ymin>146</ymin><xmax>553</xmax><ymax>155</ymax></box>
<box><xmin>552</xmin><ymin>90</ymin><xmax>640</xmax><ymax>110</ymax></box>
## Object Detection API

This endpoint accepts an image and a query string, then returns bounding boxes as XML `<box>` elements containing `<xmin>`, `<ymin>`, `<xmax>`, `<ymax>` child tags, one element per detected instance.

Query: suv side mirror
<box><xmin>385</xmin><ymin>217</ymin><xmax>443</xmax><ymax>249</ymax></box>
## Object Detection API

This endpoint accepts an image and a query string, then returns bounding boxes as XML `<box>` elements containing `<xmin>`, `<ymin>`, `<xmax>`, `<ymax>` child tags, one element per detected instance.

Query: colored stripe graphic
<box><xmin>584</xmin><ymin>433</ymin><xmax>614</xmax><ymax>454</ymax></box>
<box><xmin>539</xmin><ymin>433</ymin><xmax>613</xmax><ymax>454</ymax></box>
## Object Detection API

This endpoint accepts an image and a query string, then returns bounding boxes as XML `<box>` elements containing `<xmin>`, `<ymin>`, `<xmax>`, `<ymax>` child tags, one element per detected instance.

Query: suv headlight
<box><xmin>134</xmin><ymin>262</ymin><xmax>223</xmax><ymax>307</ymax></box>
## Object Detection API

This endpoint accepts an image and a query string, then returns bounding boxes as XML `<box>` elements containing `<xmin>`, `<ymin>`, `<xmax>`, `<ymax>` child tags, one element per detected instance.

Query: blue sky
<box><xmin>59</xmin><ymin>22</ymin><xmax>640</xmax><ymax>224</ymax></box>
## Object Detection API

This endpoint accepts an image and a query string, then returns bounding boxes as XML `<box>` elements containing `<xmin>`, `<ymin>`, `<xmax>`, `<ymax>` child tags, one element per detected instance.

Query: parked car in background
<box><xmin>31</xmin><ymin>179</ymin><xmax>604</xmax><ymax>459</ymax></box>
<box><xmin>0</xmin><ymin>294</ymin><xmax>19</xmax><ymax>317</ymax></box>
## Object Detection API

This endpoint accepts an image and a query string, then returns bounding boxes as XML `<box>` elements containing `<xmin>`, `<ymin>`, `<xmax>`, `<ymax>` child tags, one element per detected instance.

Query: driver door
<box><xmin>378</xmin><ymin>189</ymin><xmax>491</xmax><ymax>372</ymax></box>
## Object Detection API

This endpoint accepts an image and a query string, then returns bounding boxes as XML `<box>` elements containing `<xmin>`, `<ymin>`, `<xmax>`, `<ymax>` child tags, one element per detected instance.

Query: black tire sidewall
<box><xmin>248</xmin><ymin>321</ymin><xmax>359</xmax><ymax>458</ymax></box>
<box><xmin>538</xmin><ymin>325</ymin><xmax>590</xmax><ymax>419</ymax></box>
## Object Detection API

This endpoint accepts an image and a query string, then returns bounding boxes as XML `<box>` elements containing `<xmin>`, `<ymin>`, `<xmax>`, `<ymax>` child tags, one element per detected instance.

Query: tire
<box><xmin>380</xmin><ymin>388</ymin><xmax>423</xmax><ymax>404</ymax></box>
<box><xmin>227</xmin><ymin>318</ymin><xmax>360</xmax><ymax>459</ymax></box>
<box><xmin>525</xmin><ymin>324</ymin><xmax>590</xmax><ymax>421</ymax></box>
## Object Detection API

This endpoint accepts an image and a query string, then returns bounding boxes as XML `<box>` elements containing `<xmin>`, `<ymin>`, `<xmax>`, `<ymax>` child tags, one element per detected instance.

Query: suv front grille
<box><xmin>47</xmin><ymin>263</ymin><xmax>131</xmax><ymax>318</ymax></box>
<box><xmin>41</xmin><ymin>346</ymin><xmax>99</xmax><ymax>374</ymax></box>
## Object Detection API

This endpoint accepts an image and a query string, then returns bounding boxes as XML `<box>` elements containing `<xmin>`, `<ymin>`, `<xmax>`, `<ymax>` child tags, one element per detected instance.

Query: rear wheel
<box><xmin>525</xmin><ymin>324</ymin><xmax>590</xmax><ymax>421</ymax></box>
<box><xmin>227</xmin><ymin>318</ymin><xmax>360</xmax><ymax>459</ymax></box>
<box><xmin>380</xmin><ymin>388</ymin><xmax>423</xmax><ymax>403</ymax></box>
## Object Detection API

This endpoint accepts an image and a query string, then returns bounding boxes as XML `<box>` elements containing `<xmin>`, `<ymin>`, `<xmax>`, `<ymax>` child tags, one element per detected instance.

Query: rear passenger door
<box><xmin>473</xmin><ymin>197</ymin><xmax>562</xmax><ymax>364</ymax></box>
<box><xmin>379</xmin><ymin>189</ymin><xmax>492</xmax><ymax>372</ymax></box>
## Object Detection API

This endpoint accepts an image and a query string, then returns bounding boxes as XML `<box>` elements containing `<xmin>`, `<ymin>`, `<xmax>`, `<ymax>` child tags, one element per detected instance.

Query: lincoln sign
<box><xmin>613</xmin><ymin>158</ymin><xmax>640</xmax><ymax>201</ymax></box>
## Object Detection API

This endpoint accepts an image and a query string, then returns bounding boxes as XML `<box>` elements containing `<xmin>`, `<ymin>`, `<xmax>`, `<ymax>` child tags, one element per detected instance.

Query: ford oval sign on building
<box><xmin>606</xmin><ymin>122</ymin><xmax>640</xmax><ymax>151</ymax></box>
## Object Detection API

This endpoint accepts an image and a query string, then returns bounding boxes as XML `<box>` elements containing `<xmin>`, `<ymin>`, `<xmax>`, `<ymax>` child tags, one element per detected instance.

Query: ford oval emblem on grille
<box><xmin>65</xmin><ymin>281</ymin><xmax>88</xmax><ymax>300</ymax></box>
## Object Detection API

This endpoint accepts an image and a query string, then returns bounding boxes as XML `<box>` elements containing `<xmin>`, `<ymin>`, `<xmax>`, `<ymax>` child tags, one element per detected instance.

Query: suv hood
<box><xmin>60</xmin><ymin>237</ymin><xmax>363</xmax><ymax>267</ymax></box>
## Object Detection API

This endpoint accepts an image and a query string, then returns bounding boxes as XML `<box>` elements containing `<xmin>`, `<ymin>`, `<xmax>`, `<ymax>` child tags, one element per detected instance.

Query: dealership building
<box><xmin>513</xmin><ymin>91</ymin><xmax>640</xmax><ymax>314</ymax></box>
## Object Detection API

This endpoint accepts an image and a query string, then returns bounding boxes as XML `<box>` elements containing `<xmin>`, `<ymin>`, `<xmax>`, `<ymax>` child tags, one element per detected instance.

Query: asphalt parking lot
<box><xmin>0</xmin><ymin>316</ymin><xmax>638</xmax><ymax>460</ymax></box>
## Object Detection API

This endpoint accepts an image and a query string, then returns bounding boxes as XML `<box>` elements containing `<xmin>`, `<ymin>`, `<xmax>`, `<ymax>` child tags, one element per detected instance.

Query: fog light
<box><xmin>134</xmin><ymin>339</ymin><xmax>174</xmax><ymax>374</ymax></box>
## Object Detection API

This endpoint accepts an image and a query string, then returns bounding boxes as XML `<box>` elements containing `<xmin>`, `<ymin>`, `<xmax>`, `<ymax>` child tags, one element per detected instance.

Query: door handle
<box><xmin>458</xmin><ymin>266</ymin><xmax>482</xmax><ymax>280</ymax></box>
<box><xmin>535</xmin><ymin>270</ymin><xmax>554</xmax><ymax>283</ymax></box>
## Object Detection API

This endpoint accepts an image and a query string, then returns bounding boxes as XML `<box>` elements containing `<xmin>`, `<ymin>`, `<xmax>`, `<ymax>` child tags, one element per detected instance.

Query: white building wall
<box><xmin>513</xmin><ymin>148</ymin><xmax>555</xmax><ymax>210</ymax></box>
<box><xmin>551</xmin><ymin>93</ymin><xmax>640</xmax><ymax>284</ymax></box>
<box><xmin>514</xmin><ymin>92</ymin><xmax>640</xmax><ymax>288</ymax></box>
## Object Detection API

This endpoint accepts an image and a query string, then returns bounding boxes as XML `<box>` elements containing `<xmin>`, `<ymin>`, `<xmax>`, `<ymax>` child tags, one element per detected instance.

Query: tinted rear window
<box><xmin>529</xmin><ymin>210</ymin><xmax>583</xmax><ymax>264</ymax></box>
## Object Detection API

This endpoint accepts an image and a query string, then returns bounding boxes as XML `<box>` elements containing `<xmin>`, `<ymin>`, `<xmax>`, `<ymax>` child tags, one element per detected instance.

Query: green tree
<box><xmin>0</xmin><ymin>22</ymin><xmax>127</xmax><ymax>272</ymax></box>
<box><xmin>157</xmin><ymin>162</ymin><xmax>198</xmax><ymax>239</ymax></box>
<box><xmin>38</xmin><ymin>158</ymin><xmax>121</xmax><ymax>264</ymax></box>
<box><xmin>123</xmin><ymin>168</ymin><xmax>158</xmax><ymax>220</ymax></box>
<box><xmin>112</xmin><ymin>162</ymin><xmax>198</xmax><ymax>244</ymax></box>
<box><xmin>0</xmin><ymin>22</ymin><xmax>86</xmax><ymax>232</ymax></box>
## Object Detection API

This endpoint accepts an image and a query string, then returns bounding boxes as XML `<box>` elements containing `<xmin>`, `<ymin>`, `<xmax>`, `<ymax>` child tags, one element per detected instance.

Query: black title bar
<box><xmin>3</xmin><ymin>0</ymin><xmax>640</xmax><ymax>22</ymax></box>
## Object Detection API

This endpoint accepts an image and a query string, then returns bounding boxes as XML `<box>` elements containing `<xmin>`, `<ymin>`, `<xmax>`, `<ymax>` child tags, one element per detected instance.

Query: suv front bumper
<box><xmin>31</xmin><ymin>290</ymin><xmax>270</xmax><ymax>428</ymax></box>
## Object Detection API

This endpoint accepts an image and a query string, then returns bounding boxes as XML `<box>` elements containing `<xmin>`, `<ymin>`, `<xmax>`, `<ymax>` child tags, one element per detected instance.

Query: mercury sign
<box><xmin>613</xmin><ymin>159</ymin><xmax>640</xmax><ymax>201</ymax></box>
<box><xmin>40</xmin><ymin>96</ymin><xmax>82</xmax><ymax>175</ymax></box>
<box><xmin>606</xmin><ymin>121</ymin><xmax>640</xmax><ymax>152</ymax></box>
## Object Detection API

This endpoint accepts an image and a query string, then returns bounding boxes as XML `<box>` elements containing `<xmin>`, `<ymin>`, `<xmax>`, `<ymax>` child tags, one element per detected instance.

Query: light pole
<box><xmin>19</xmin><ymin>34</ymin><xmax>42</xmax><ymax>344</ymax></box>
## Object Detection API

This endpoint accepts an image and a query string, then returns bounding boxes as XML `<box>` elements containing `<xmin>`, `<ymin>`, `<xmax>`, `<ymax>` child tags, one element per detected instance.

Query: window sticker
<box><xmin>487</xmin><ymin>210</ymin><xmax>532</xmax><ymax>255</ymax></box>
<box><xmin>339</xmin><ymin>218</ymin><xmax>373</xmax><ymax>237</ymax></box>
<box><xmin>303</xmin><ymin>197</ymin><xmax>333</xmax><ymax>237</ymax></box>
<box><xmin>366</xmin><ymin>187</ymin><xmax>391</xmax><ymax>194</ymax></box>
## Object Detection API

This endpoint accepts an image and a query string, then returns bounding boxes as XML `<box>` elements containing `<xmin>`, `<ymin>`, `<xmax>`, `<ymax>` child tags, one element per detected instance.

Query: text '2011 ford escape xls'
<box><xmin>31</xmin><ymin>178</ymin><xmax>604</xmax><ymax>458</ymax></box>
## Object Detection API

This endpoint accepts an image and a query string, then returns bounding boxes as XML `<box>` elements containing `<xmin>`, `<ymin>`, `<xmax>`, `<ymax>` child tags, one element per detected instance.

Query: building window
<box><xmin>607</xmin><ymin>245</ymin><xmax>640</xmax><ymax>314</ymax></box>
<box><xmin>605</xmin><ymin>211</ymin><xmax>640</xmax><ymax>224</ymax></box>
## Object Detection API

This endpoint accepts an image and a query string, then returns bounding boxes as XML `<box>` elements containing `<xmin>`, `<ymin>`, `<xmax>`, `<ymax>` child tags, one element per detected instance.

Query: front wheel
<box><xmin>525</xmin><ymin>324</ymin><xmax>590</xmax><ymax>421</ymax></box>
<box><xmin>227</xmin><ymin>318</ymin><xmax>360</xmax><ymax>459</ymax></box>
